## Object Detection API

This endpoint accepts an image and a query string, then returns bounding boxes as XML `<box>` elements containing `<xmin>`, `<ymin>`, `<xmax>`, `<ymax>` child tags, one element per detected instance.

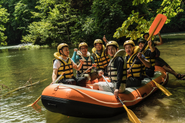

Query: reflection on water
<box><xmin>1</xmin><ymin>34</ymin><xmax>185</xmax><ymax>123</ymax></box>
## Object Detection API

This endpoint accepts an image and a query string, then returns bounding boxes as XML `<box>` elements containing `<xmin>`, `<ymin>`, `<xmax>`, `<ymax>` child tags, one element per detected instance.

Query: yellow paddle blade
<box><xmin>152</xmin><ymin>80</ymin><xmax>172</xmax><ymax>96</ymax></box>
<box><xmin>31</xmin><ymin>103</ymin><xmax>41</xmax><ymax>113</ymax></box>
<box><xmin>123</xmin><ymin>105</ymin><xmax>141</xmax><ymax>123</ymax></box>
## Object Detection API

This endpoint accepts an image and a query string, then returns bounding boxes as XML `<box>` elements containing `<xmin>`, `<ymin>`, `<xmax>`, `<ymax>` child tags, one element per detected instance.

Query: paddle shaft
<box><xmin>128</xmin><ymin>18</ymin><xmax>162</xmax><ymax>72</ymax></box>
<box><xmin>102</xmin><ymin>75</ymin><xmax>141</xmax><ymax>123</ymax></box>
<box><xmin>102</xmin><ymin>75</ymin><xmax>125</xmax><ymax>105</ymax></box>
<box><xmin>80</xmin><ymin>66</ymin><xmax>93</xmax><ymax>77</ymax></box>
<box><xmin>53</xmin><ymin>72</ymin><xmax>65</xmax><ymax>84</ymax></box>
<box><xmin>108</xmin><ymin>49</ymin><xmax>125</xmax><ymax>66</ymax></box>
<box><xmin>29</xmin><ymin>72</ymin><xmax>65</xmax><ymax>106</ymax></box>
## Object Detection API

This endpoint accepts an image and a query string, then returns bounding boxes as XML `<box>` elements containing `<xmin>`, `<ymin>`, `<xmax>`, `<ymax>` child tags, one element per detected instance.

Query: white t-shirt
<box><xmin>53</xmin><ymin>57</ymin><xmax>75</xmax><ymax>70</ymax></box>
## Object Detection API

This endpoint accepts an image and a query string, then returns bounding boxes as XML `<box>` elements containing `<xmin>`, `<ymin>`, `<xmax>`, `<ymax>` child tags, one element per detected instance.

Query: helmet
<box><xmin>94</xmin><ymin>39</ymin><xmax>103</xmax><ymax>45</ymax></box>
<box><xmin>138</xmin><ymin>38</ymin><xmax>146</xmax><ymax>44</ymax></box>
<box><xmin>106</xmin><ymin>41</ymin><xmax>119</xmax><ymax>48</ymax></box>
<box><xmin>57</xmin><ymin>43</ymin><xmax>69</xmax><ymax>53</ymax></box>
<box><xmin>123</xmin><ymin>40</ymin><xmax>135</xmax><ymax>47</ymax></box>
<box><xmin>79</xmin><ymin>42</ymin><xmax>88</xmax><ymax>49</ymax></box>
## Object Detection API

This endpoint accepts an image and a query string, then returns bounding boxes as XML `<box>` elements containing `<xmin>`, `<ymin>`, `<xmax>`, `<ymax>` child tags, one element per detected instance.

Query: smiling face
<box><xmin>143</xmin><ymin>34</ymin><xmax>149</xmax><ymax>40</ymax></box>
<box><xmin>95</xmin><ymin>43</ymin><xmax>103</xmax><ymax>51</ymax></box>
<box><xmin>80</xmin><ymin>46</ymin><xmax>88</xmax><ymax>56</ymax></box>
<box><xmin>107</xmin><ymin>45</ymin><xmax>117</xmax><ymax>57</ymax></box>
<box><xmin>60</xmin><ymin>46</ymin><xmax>69</xmax><ymax>57</ymax></box>
<box><xmin>125</xmin><ymin>44</ymin><xmax>134</xmax><ymax>56</ymax></box>
<box><xmin>138</xmin><ymin>42</ymin><xmax>145</xmax><ymax>50</ymax></box>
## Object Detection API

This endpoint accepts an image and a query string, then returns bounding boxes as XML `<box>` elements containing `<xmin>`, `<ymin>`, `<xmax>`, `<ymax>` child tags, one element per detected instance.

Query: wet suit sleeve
<box><xmin>71</xmin><ymin>51</ymin><xmax>80</xmax><ymax>63</ymax></box>
<box><xmin>114</xmin><ymin>57</ymin><xmax>125</xmax><ymax>89</ymax></box>
<box><xmin>71</xmin><ymin>51</ymin><xmax>77</xmax><ymax>63</ymax></box>
<box><xmin>155</xmin><ymin>47</ymin><xmax>160</xmax><ymax>57</ymax></box>
<box><xmin>149</xmin><ymin>49</ymin><xmax>156</xmax><ymax>58</ymax></box>
<box><xmin>90</xmin><ymin>56</ymin><xmax>95</xmax><ymax>63</ymax></box>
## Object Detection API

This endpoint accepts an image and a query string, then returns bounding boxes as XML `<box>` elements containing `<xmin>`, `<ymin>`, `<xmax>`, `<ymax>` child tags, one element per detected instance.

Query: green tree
<box><xmin>0</xmin><ymin>5</ymin><xmax>9</xmax><ymax>45</ymax></box>
<box><xmin>0</xmin><ymin>0</ymin><xmax>37</xmax><ymax>45</ymax></box>
<box><xmin>113</xmin><ymin>0</ymin><xmax>184</xmax><ymax>40</ymax></box>
<box><xmin>22</xmin><ymin>0</ymin><xmax>78</xmax><ymax>46</ymax></box>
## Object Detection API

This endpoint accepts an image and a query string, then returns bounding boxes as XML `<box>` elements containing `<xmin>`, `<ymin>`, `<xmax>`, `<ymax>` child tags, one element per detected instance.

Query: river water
<box><xmin>0</xmin><ymin>33</ymin><xmax>185</xmax><ymax>123</ymax></box>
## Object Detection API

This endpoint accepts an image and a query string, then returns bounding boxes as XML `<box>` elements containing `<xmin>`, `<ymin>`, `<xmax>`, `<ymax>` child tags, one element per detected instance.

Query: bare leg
<box><xmin>163</xmin><ymin>65</ymin><xmax>185</xmax><ymax>79</ymax></box>
<box><xmin>163</xmin><ymin>65</ymin><xmax>178</xmax><ymax>77</ymax></box>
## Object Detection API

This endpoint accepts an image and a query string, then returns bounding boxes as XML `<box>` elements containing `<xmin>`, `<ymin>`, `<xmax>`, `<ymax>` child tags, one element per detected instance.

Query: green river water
<box><xmin>1</xmin><ymin>33</ymin><xmax>185</xmax><ymax>123</ymax></box>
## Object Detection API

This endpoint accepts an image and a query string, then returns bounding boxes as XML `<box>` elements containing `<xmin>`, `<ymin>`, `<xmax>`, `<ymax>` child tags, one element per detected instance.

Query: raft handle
<box><xmin>142</xmin><ymin>93</ymin><xmax>147</xmax><ymax>98</ymax></box>
<box><xmin>159</xmin><ymin>82</ymin><xmax>164</xmax><ymax>85</ymax></box>
<box><xmin>54</xmin><ymin>86</ymin><xmax>59</xmax><ymax>91</ymax></box>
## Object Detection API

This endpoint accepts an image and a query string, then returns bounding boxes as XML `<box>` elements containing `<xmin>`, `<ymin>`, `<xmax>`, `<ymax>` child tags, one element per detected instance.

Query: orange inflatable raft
<box><xmin>41</xmin><ymin>66</ymin><xmax>168</xmax><ymax>118</ymax></box>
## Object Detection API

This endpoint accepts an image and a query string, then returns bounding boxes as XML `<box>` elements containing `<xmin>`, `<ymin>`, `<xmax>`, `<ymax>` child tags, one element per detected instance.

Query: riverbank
<box><xmin>0</xmin><ymin>43</ymin><xmax>49</xmax><ymax>51</ymax></box>
<box><xmin>0</xmin><ymin>32</ymin><xmax>184</xmax><ymax>51</ymax></box>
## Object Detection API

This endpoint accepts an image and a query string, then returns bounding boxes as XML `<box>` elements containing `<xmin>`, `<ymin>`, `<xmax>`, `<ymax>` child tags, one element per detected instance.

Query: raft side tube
<box><xmin>41</xmin><ymin>95</ymin><xmax>123</xmax><ymax>118</ymax></box>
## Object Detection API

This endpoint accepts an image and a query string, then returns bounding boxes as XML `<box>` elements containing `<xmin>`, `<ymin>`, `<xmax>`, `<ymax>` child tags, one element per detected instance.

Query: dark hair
<box><xmin>138</xmin><ymin>38</ymin><xmax>146</xmax><ymax>44</ymax></box>
<box><xmin>59</xmin><ymin>46</ymin><xmax>68</xmax><ymax>54</ymax></box>
<box><xmin>143</xmin><ymin>33</ymin><xmax>149</xmax><ymax>38</ymax></box>
<box><xmin>107</xmin><ymin>45</ymin><xmax>118</xmax><ymax>50</ymax></box>
<box><xmin>94</xmin><ymin>43</ymin><xmax>103</xmax><ymax>46</ymax></box>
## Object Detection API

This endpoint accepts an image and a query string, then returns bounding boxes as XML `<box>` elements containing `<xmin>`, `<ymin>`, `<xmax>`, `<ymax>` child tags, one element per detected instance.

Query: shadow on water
<box><xmin>46</xmin><ymin>110</ymin><xmax>130</xmax><ymax>123</ymax></box>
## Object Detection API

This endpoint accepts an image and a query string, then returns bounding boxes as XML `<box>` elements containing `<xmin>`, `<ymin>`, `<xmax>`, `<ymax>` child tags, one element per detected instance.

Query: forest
<box><xmin>0</xmin><ymin>0</ymin><xmax>184</xmax><ymax>46</ymax></box>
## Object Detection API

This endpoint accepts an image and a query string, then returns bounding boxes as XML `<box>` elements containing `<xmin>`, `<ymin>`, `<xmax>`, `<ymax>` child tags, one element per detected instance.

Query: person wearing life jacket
<box><xmin>124</xmin><ymin>40</ymin><xmax>151</xmax><ymax>87</ymax></box>
<box><xmin>93</xmin><ymin>41</ymin><xmax>127</xmax><ymax>98</ymax></box>
<box><xmin>72</xmin><ymin>42</ymin><xmax>96</xmax><ymax>77</ymax></box>
<box><xmin>143</xmin><ymin>33</ymin><xmax>185</xmax><ymax>80</ymax></box>
<box><xmin>52</xmin><ymin>43</ymin><xmax>87</xmax><ymax>87</ymax></box>
<box><xmin>138</xmin><ymin>38</ymin><xmax>159</xmax><ymax>77</ymax></box>
<box><xmin>91</xmin><ymin>39</ymin><xmax>110</xmax><ymax>75</ymax></box>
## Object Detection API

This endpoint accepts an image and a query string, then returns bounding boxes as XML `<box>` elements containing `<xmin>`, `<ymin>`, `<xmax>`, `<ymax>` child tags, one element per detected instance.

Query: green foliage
<box><xmin>78</xmin><ymin>0</ymin><xmax>131</xmax><ymax>43</ymax></box>
<box><xmin>22</xmin><ymin>1</ymin><xmax>78</xmax><ymax>46</ymax></box>
<box><xmin>114</xmin><ymin>10</ymin><xmax>152</xmax><ymax>40</ymax></box>
<box><xmin>0</xmin><ymin>5</ymin><xmax>9</xmax><ymax>45</ymax></box>
<box><xmin>156</xmin><ymin>0</ymin><xmax>184</xmax><ymax>23</ymax></box>
<box><xmin>0</xmin><ymin>0</ymin><xmax>185</xmax><ymax>46</ymax></box>
<box><xmin>1</xmin><ymin>0</ymin><xmax>38</xmax><ymax>45</ymax></box>
<box><xmin>114</xmin><ymin>0</ymin><xmax>184</xmax><ymax>40</ymax></box>
<box><xmin>132</xmin><ymin>0</ymin><xmax>153</xmax><ymax>5</ymax></box>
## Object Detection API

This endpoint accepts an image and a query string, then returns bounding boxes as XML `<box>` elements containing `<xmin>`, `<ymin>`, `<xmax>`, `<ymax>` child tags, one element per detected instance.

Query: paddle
<box><xmin>108</xmin><ymin>49</ymin><xmax>126</xmax><ymax>66</ymax></box>
<box><xmin>80</xmin><ymin>65</ymin><xmax>93</xmax><ymax>77</ymax></box>
<box><xmin>27</xmin><ymin>72</ymin><xmax>65</xmax><ymax>107</ymax></box>
<box><xmin>127</xmin><ymin>14</ymin><xmax>171</xmax><ymax>96</ymax></box>
<box><xmin>128</xmin><ymin>14</ymin><xmax>167</xmax><ymax>72</ymax></box>
<box><xmin>102</xmin><ymin>75</ymin><xmax>141</xmax><ymax>123</ymax></box>
<box><xmin>146</xmin><ymin>74</ymin><xmax>172</xmax><ymax>96</ymax></box>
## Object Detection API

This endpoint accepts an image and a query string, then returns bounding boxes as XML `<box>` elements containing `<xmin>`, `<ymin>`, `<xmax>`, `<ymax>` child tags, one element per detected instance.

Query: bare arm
<box><xmin>154</xmin><ymin>33</ymin><xmax>163</xmax><ymax>46</ymax></box>
<box><xmin>103</xmin><ymin>35</ymin><xmax>108</xmax><ymax>44</ymax></box>
<box><xmin>72</xmin><ymin>59</ymin><xmax>84</xmax><ymax>71</ymax></box>
<box><xmin>52</xmin><ymin>69</ymin><xmax>58</xmax><ymax>83</ymax></box>
<box><xmin>148</xmin><ymin>40</ymin><xmax>155</xmax><ymax>52</ymax></box>
<box><xmin>137</xmin><ymin>52</ymin><xmax>151</xmax><ymax>68</ymax></box>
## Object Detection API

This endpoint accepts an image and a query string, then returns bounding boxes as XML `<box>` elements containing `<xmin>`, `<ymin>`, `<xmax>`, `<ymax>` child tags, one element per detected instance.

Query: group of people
<box><xmin>52</xmin><ymin>33</ymin><xmax>185</xmax><ymax>98</ymax></box>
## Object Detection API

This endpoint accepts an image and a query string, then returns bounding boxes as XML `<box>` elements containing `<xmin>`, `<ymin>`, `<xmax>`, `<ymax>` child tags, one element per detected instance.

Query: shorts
<box><xmin>59</xmin><ymin>77</ymin><xmax>87</xmax><ymax>87</ymax></box>
<box><xmin>126</xmin><ymin>77</ymin><xmax>141</xmax><ymax>87</ymax></box>
<box><xmin>155</xmin><ymin>57</ymin><xmax>169</xmax><ymax>67</ymax></box>
<box><xmin>146</xmin><ymin>66</ymin><xmax>155</xmax><ymax>77</ymax></box>
<box><xmin>97</xmin><ymin>82</ymin><xmax>116</xmax><ymax>92</ymax></box>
